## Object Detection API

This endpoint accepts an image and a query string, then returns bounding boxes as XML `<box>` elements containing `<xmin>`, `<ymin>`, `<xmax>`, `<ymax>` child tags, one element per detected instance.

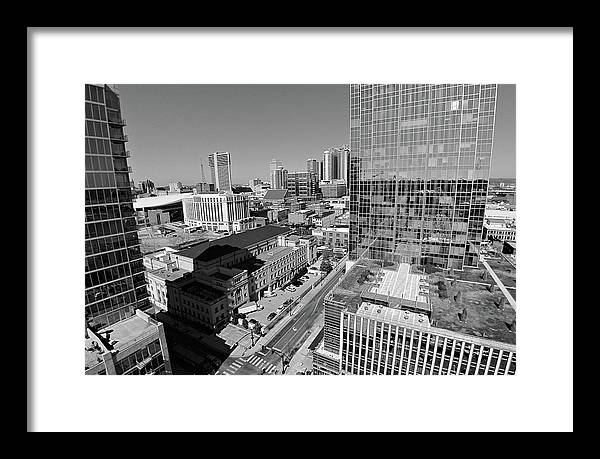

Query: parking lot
<box><xmin>244</xmin><ymin>270</ymin><xmax>324</xmax><ymax>327</ymax></box>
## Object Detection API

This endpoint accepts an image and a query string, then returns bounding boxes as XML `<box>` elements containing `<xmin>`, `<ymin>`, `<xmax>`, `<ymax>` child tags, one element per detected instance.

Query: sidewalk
<box><xmin>286</xmin><ymin>316</ymin><xmax>323</xmax><ymax>374</ymax></box>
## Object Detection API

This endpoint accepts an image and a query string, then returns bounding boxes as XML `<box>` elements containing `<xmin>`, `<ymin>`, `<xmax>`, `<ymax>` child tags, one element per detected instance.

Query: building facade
<box><xmin>307</xmin><ymin>158</ymin><xmax>321</xmax><ymax>181</ymax></box>
<box><xmin>320</xmin><ymin>179</ymin><xmax>347</xmax><ymax>198</ymax></box>
<box><xmin>349</xmin><ymin>84</ymin><xmax>497</xmax><ymax>270</ymax></box>
<box><xmin>269</xmin><ymin>159</ymin><xmax>288</xmax><ymax>190</ymax></box>
<box><xmin>287</xmin><ymin>171</ymin><xmax>319</xmax><ymax>198</ymax></box>
<box><xmin>85</xmin><ymin>84</ymin><xmax>148</xmax><ymax>329</ymax></box>
<box><xmin>85</xmin><ymin>309</ymin><xmax>172</xmax><ymax>375</ymax></box>
<box><xmin>312</xmin><ymin>226</ymin><xmax>349</xmax><ymax>249</ymax></box>
<box><xmin>182</xmin><ymin>192</ymin><xmax>255</xmax><ymax>233</ymax></box>
<box><xmin>208</xmin><ymin>151</ymin><xmax>233</xmax><ymax>192</ymax></box>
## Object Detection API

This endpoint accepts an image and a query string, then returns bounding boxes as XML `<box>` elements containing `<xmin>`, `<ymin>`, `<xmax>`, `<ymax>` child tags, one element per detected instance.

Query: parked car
<box><xmin>286</xmin><ymin>286</ymin><xmax>296</xmax><ymax>292</ymax></box>
<box><xmin>267</xmin><ymin>312</ymin><xmax>276</xmax><ymax>321</ymax></box>
<box><xmin>276</xmin><ymin>306</ymin><xmax>284</xmax><ymax>314</ymax></box>
<box><xmin>301</xmin><ymin>276</ymin><xmax>310</xmax><ymax>281</ymax></box>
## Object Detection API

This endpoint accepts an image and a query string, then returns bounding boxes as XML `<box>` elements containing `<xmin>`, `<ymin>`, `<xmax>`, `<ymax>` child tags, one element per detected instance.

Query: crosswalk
<box><xmin>219</xmin><ymin>354</ymin><xmax>279</xmax><ymax>375</ymax></box>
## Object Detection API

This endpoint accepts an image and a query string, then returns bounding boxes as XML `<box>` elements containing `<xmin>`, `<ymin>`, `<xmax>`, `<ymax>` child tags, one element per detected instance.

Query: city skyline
<box><xmin>119</xmin><ymin>84</ymin><xmax>516</xmax><ymax>186</ymax></box>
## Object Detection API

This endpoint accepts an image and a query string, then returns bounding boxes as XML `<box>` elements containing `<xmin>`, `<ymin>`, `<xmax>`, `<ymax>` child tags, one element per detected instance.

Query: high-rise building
<box><xmin>322</xmin><ymin>149</ymin><xmax>336</xmax><ymax>181</ymax></box>
<box><xmin>182</xmin><ymin>191</ymin><xmax>255</xmax><ymax>233</ymax></box>
<box><xmin>85</xmin><ymin>84</ymin><xmax>148</xmax><ymax>329</ymax></box>
<box><xmin>348</xmin><ymin>84</ymin><xmax>497</xmax><ymax>270</ymax></box>
<box><xmin>307</xmin><ymin>158</ymin><xmax>320</xmax><ymax>181</ymax></box>
<box><xmin>287</xmin><ymin>171</ymin><xmax>319</xmax><ymax>198</ymax></box>
<box><xmin>269</xmin><ymin>158</ymin><xmax>288</xmax><ymax>190</ymax></box>
<box><xmin>338</xmin><ymin>145</ymin><xmax>350</xmax><ymax>184</ymax></box>
<box><xmin>208</xmin><ymin>151</ymin><xmax>233</xmax><ymax>192</ymax></box>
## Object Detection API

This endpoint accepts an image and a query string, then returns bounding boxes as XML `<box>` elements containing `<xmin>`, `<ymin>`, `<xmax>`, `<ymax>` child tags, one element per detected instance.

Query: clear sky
<box><xmin>119</xmin><ymin>84</ymin><xmax>515</xmax><ymax>186</ymax></box>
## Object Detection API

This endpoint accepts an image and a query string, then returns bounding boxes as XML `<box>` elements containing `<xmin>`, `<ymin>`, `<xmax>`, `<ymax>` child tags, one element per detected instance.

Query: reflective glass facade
<box><xmin>349</xmin><ymin>84</ymin><xmax>497</xmax><ymax>270</ymax></box>
<box><xmin>85</xmin><ymin>84</ymin><xmax>148</xmax><ymax>328</ymax></box>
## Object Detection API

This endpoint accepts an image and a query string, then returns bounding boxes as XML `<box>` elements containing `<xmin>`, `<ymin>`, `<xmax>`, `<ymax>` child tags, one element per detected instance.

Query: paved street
<box><xmin>218</xmin><ymin>266</ymin><xmax>345</xmax><ymax>374</ymax></box>
<box><xmin>218</xmin><ymin>351</ymin><xmax>280</xmax><ymax>375</ymax></box>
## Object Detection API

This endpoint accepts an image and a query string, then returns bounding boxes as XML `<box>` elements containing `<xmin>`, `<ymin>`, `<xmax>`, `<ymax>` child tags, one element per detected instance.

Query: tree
<box><xmin>320</xmin><ymin>260</ymin><xmax>333</xmax><ymax>273</ymax></box>
<box><xmin>241</xmin><ymin>318</ymin><xmax>249</xmax><ymax>329</ymax></box>
<box><xmin>458</xmin><ymin>307</ymin><xmax>468</xmax><ymax>322</ymax></box>
<box><xmin>486</xmin><ymin>283</ymin><xmax>495</xmax><ymax>293</ymax></box>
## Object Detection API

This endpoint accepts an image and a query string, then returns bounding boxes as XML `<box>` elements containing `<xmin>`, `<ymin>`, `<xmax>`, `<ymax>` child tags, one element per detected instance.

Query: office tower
<box><xmin>307</xmin><ymin>158</ymin><xmax>320</xmax><ymax>181</ymax></box>
<box><xmin>287</xmin><ymin>171</ymin><xmax>318</xmax><ymax>198</ymax></box>
<box><xmin>269</xmin><ymin>158</ymin><xmax>288</xmax><ymax>189</ymax></box>
<box><xmin>85</xmin><ymin>84</ymin><xmax>148</xmax><ymax>329</ymax></box>
<box><xmin>322</xmin><ymin>149</ymin><xmax>334</xmax><ymax>181</ymax></box>
<box><xmin>182</xmin><ymin>192</ymin><xmax>255</xmax><ymax>233</ymax></box>
<box><xmin>208</xmin><ymin>151</ymin><xmax>233</xmax><ymax>192</ymax></box>
<box><xmin>348</xmin><ymin>84</ymin><xmax>497</xmax><ymax>270</ymax></box>
<box><xmin>338</xmin><ymin>146</ymin><xmax>350</xmax><ymax>185</ymax></box>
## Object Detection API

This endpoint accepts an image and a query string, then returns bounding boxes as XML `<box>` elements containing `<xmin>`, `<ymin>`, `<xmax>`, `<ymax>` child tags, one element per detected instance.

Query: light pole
<box><xmin>270</xmin><ymin>348</ymin><xmax>287</xmax><ymax>374</ymax></box>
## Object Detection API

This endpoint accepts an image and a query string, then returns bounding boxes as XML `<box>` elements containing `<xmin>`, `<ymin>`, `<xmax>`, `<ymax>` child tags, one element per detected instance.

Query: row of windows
<box><xmin>85</xmin><ymin>292</ymin><xmax>135</xmax><ymax>320</ymax></box>
<box><xmin>85</xmin><ymin>188</ymin><xmax>132</xmax><ymax>206</ymax></box>
<box><xmin>115</xmin><ymin>339</ymin><xmax>162</xmax><ymax>375</ymax></box>
<box><xmin>85</xmin><ymin>84</ymin><xmax>105</xmax><ymax>104</ymax></box>
<box><xmin>85</xmin><ymin>203</ymin><xmax>135</xmax><ymax>223</ymax></box>
<box><xmin>85</xmin><ymin>248</ymin><xmax>141</xmax><ymax>273</ymax></box>
<box><xmin>85</xmin><ymin>102</ymin><xmax>107</xmax><ymax>121</ymax></box>
<box><xmin>86</xmin><ymin>120</ymin><xmax>109</xmax><ymax>138</ymax></box>
<box><xmin>85</xmin><ymin>219</ymin><xmax>126</xmax><ymax>239</ymax></box>
<box><xmin>85</xmin><ymin>139</ymin><xmax>114</xmax><ymax>158</ymax></box>
<box><xmin>85</xmin><ymin>276</ymin><xmax>134</xmax><ymax>305</ymax></box>
<box><xmin>85</xmin><ymin>262</ymin><xmax>132</xmax><ymax>289</ymax></box>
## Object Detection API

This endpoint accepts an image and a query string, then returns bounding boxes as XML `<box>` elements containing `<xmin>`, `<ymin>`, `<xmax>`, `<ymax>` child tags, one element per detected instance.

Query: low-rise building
<box><xmin>312</xmin><ymin>226</ymin><xmax>349</xmax><ymax>249</ymax></box>
<box><xmin>319</xmin><ymin>179</ymin><xmax>347</xmax><ymax>198</ymax></box>
<box><xmin>312</xmin><ymin>210</ymin><xmax>336</xmax><ymax>228</ymax></box>
<box><xmin>85</xmin><ymin>309</ymin><xmax>172</xmax><ymax>375</ymax></box>
<box><xmin>288</xmin><ymin>209</ymin><xmax>315</xmax><ymax>225</ymax></box>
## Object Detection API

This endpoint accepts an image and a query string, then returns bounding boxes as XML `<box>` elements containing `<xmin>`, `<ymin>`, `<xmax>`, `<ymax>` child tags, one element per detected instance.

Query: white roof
<box><xmin>133</xmin><ymin>193</ymin><xmax>192</xmax><ymax>209</ymax></box>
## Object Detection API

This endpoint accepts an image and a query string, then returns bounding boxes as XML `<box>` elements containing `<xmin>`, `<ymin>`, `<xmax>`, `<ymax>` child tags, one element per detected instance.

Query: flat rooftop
<box><xmin>329</xmin><ymin>259</ymin><xmax>516</xmax><ymax>346</ymax></box>
<box><xmin>147</xmin><ymin>266</ymin><xmax>188</xmax><ymax>281</ymax></box>
<box><xmin>256</xmin><ymin>246</ymin><xmax>295</xmax><ymax>263</ymax></box>
<box><xmin>176</xmin><ymin>225</ymin><xmax>292</xmax><ymax>259</ymax></box>
<box><xmin>133</xmin><ymin>193</ymin><xmax>191</xmax><ymax>209</ymax></box>
<box><xmin>180</xmin><ymin>280</ymin><xmax>226</xmax><ymax>303</ymax></box>
<box><xmin>356</xmin><ymin>302</ymin><xmax>430</xmax><ymax>328</ymax></box>
<box><xmin>86</xmin><ymin>313</ymin><xmax>161</xmax><ymax>370</ymax></box>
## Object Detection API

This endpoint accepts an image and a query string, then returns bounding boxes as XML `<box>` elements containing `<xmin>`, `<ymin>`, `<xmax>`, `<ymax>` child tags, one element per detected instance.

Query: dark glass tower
<box><xmin>85</xmin><ymin>84</ymin><xmax>148</xmax><ymax>328</ymax></box>
<box><xmin>349</xmin><ymin>84</ymin><xmax>497</xmax><ymax>270</ymax></box>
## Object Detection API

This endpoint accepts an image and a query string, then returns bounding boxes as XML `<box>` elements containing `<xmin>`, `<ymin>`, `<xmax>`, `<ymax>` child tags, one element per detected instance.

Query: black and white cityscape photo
<box><xmin>84</xmin><ymin>84</ymin><xmax>517</xmax><ymax>376</ymax></box>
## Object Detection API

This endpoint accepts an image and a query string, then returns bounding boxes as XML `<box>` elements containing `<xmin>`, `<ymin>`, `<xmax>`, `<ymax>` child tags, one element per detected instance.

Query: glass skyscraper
<box><xmin>349</xmin><ymin>84</ymin><xmax>497</xmax><ymax>270</ymax></box>
<box><xmin>85</xmin><ymin>84</ymin><xmax>148</xmax><ymax>329</ymax></box>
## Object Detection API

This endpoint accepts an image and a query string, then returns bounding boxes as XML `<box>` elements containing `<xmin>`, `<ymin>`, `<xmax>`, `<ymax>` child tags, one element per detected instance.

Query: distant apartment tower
<box><xmin>85</xmin><ymin>84</ymin><xmax>148</xmax><ymax>329</ymax></box>
<box><xmin>182</xmin><ymin>192</ymin><xmax>255</xmax><ymax>233</ymax></box>
<box><xmin>138</xmin><ymin>179</ymin><xmax>155</xmax><ymax>194</ymax></box>
<box><xmin>287</xmin><ymin>171</ymin><xmax>318</xmax><ymax>198</ymax></box>
<box><xmin>307</xmin><ymin>158</ymin><xmax>320</xmax><ymax>181</ymax></box>
<box><xmin>169</xmin><ymin>181</ymin><xmax>182</xmax><ymax>192</ymax></box>
<box><xmin>348</xmin><ymin>84</ymin><xmax>497</xmax><ymax>270</ymax></box>
<box><xmin>269</xmin><ymin>158</ymin><xmax>288</xmax><ymax>190</ymax></box>
<box><xmin>322</xmin><ymin>149</ymin><xmax>337</xmax><ymax>181</ymax></box>
<box><xmin>208</xmin><ymin>151</ymin><xmax>233</xmax><ymax>192</ymax></box>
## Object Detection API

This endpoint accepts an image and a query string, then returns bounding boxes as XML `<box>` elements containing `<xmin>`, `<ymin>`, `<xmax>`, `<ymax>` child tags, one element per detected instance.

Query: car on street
<box><xmin>292</xmin><ymin>327</ymin><xmax>297</xmax><ymax>332</ymax></box>
<box><xmin>267</xmin><ymin>312</ymin><xmax>276</xmax><ymax>321</ymax></box>
<box><xmin>263</xmin><ymin>291</ymin><xmax>277</xmax><ymax>298</ymax></box>
<box><xmin>301</xmin><ymin>276</ymin><xmax>309</xmax><ymax>281</ymax></box>
<box><xmin>286</xmin><ymin>286</ymin><xmax>296</xmax><ymax>292</ymax></box>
